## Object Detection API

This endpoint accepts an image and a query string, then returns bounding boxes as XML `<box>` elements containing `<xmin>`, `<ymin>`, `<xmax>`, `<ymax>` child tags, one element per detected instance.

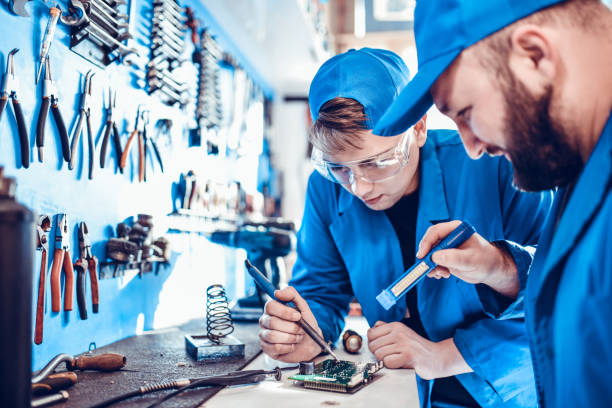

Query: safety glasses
<box><xmin>311</xmin><ymin>130</ymin><xmax>414</xmax><ymax>185</ymax></box>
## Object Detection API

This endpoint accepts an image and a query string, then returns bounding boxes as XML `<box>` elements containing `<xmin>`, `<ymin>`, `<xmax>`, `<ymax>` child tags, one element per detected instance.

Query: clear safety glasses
<box><xmin>311</xmin><ymin>130</ymin><xmax>414</xmax><ymax>185</ymax></box>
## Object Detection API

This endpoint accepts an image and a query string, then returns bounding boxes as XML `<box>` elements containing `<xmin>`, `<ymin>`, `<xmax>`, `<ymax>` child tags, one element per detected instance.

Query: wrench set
<box><xmin>147</xmin><ymin>0</ymin><xmax>189</xmax><ymax>106</ymax></box>
<box><xmin>66</xmin><ymin>0</ymin><xmax>137</xmax><ymax>67</ymax></box>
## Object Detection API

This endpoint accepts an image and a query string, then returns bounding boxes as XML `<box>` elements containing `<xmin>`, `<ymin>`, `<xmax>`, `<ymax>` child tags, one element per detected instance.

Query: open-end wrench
<box><xmin>153</xmin><ymin>0</ymin><xmax>184</xmax><ymax>17</ymax></box>
<box><xmin>81</xmin><ymin>19</ymin><xmax>139</xmax><ymax>57</ymax></box>
<box><xmin>151</xmin><ymin>30</ymin><xmax>184</xmax><ymax>53</ymax></box>
<box><xmin>147</xmin><ymin>68</ymin><xmax>185</xmax><ymax>90</ymax></box>
<box><xmin>83</xmin><ymin>0</ymin><xmax>129</xmax><ymax>28</ymax></box>
<box><xmin>90</xmin><ymin>0</ymin><xmax>128</xmax><ymax>20</ymax></box>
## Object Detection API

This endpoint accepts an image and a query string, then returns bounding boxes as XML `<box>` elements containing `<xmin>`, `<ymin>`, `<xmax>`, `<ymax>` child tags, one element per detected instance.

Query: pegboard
<box><xmin>0</xmin><ymin>0</ymin><xmax>271</xmax><ymax>370</ymax></box>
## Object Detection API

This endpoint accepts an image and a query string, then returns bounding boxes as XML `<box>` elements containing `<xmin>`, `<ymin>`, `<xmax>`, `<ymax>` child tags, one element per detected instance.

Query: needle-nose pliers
<box><xmin>69</xmin><ymin>70</ymin><xmax>95</xmax><ymax>179</ymax></box>
<box><xmin>99</xmin><ymin>88</ymin><xmax>123</xmax><ymax>173</ymax></box>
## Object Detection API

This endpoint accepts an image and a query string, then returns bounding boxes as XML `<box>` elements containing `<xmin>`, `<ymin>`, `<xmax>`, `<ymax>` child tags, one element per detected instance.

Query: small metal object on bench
<box><xmin>185</xmin><ymin>284</ymin><xmax>245</xmax><ymax>361</ymax></box>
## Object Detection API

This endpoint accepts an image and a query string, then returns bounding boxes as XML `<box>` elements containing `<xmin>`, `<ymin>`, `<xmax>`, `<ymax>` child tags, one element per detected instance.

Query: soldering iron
<box><xmin>244</xmin><ymin>259</ymin><xmax>340</xmax><ymax>361</ymax></box>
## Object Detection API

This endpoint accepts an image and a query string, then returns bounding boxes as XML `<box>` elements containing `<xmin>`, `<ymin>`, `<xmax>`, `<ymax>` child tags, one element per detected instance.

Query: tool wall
<box><xmin>0</xmin><ymin>0</ymin><xmax>275</xmax><ymax>370</ymax></box>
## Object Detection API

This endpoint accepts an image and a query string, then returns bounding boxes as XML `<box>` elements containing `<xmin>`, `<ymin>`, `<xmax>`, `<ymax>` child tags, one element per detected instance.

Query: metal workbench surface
<box><xmin>43</xmin><ymin>319</ymin><xmax>262</xmax><ymax>408</ymax></box>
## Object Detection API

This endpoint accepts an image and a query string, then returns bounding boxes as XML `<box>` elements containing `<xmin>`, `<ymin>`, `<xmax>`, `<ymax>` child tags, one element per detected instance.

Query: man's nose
<box><xmin>457</xmin><ymin>124</ymin><xmax>485</xmax><ymax>159</ymax></box>
<box><xmin>350</xmin><ymin>175</ymin><xmax>374</xmax><ymax>197</ymax></box>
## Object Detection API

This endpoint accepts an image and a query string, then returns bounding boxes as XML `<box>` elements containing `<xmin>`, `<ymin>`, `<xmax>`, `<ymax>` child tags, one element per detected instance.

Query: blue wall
<box><xmin>0</xmin><ymin>0</ymin><xmax>267</xmax><ymax>370</ymax></box>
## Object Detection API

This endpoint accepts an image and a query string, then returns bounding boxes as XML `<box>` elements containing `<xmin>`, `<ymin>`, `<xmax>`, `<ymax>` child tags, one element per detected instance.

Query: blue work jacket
<box><xmin>482</xmin><ymin>113</ymin><xmax>612</xmax><ymax>407</ymax></box>
<box><xmin>290</xmin><ymin>130</ymin><xmax>553</xmax><ymax>408</ymax></box>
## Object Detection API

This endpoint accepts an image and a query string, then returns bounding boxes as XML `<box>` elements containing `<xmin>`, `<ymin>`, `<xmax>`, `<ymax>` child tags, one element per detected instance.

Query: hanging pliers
<box><xmin>99</xmin><ymin>88</ymin><xmax>123</xmax><ymax>173</ymax></box>
<box><xmin>120</xmin><ymin>105</ymin><xmax>145</xmax><ymax>182</ymax></box>
<box><xmin>74</xmin><ymin>222</ymin><xmax>99</xmax><ymax>320</ymax></box>
<box><xmin>34</xmin><ymin>215</ymin><xmax>52</xmax><ymax>345</ymax></box>
<box><xmin>50</xmin><ymin>214</ymin><xmax>74</xmax><ymax>312</ymax></box>
<box><xmin>36</xmin><ymin>57</ymin><xmax>70</xmax><ymax>163</ymax></box>
<box><xmin>0</xmin><ymin>48</ymin><xmax>29</xmax><ymax>168</ymax></box>
<box><xmin>69</xmin><ymin>70</ymin><xmax>95</xmax><ymax>179</ymax></box>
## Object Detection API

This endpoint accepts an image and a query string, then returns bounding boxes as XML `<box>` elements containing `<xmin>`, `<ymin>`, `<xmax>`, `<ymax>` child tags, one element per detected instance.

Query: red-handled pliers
<box><xmin>74</xmin><ymin>222</ymin><xmax>99</xmax><ymax>320</ymax></box>
<box><xmin>50</xmin><ymin>214</ymin><xmax>74</xmax><ymax>312</ymax></box>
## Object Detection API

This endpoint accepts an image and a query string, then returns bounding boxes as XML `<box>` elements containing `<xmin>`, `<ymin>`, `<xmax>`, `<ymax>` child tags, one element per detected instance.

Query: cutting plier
<box><xmin>34</xmin><ymin>215</ymin><xmax>52</xmax><ymax>345</ymax></box>
<box><xmin>74</xmin><ymin>222</ymin><xmax>99</xmax><ymax>320</ymax></box>
<box><xmin>36</xmin><ymin>58</ymin><xmax>70</xmax><ymax>163</ymax></box>
<box><xmin>99</xmin><ymin>88</ymin><xmax>123</xmax><ymax>173</ymax></box>
<box><xmin>69</xmin><ymin>70</ymin><xmax>95</xmax><ymax>179</ymax></box>
<box><xmin>50</xmin><ymin>214</ymin><xmax>74</xmax><ymax>312</ymax></box>
<box><xmin>0</xmin><ymin>48</ymin><xmax>29</xmax><ymax>168</ymax></box>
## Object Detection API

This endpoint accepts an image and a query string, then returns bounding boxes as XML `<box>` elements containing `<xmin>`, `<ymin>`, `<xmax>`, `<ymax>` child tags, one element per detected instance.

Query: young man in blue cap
<box><xmin>258</xmin><ymin>48</ymin><xmax>552</xmax><ymax>407</ymax></box>
<box><xmin>374</xmin><ymin>0</ymin><xmax>612</xmax><ymax>406</ymax></box>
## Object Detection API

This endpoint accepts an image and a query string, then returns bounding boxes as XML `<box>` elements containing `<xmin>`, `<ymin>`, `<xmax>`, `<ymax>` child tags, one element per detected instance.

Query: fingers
<box><xmin>431</xmin><ymin>248</ymin><xmax>471</xmax><ymax>270</ymax></box>
<box><xmin>382</xmin><ymin>353</ymin><xmax>409</xmax><ymax>369</ymax></box>
<box><xmin>259</xmin><ymin>314</ymin><xmax>304</xmax><ymax>335</ymax></box>
<box><xmin>259</xmin><ymin>328</ymin><xmax>304</xmax><ymax>345</ymax></box>
<box><xmin>426</xmin><ymin>266</ymin><xmax>451</xmax><ymax>279</ymax></box>
<box><xmin>260</xmin><ymin>339</ymin><xmax>295</xmax><ymax>360</ymax></box>
<box><xmin>274</xmin><ymin>286</ymin><xmax>312</xmax><ymax>316</ymax></box>
<box><xmin>264</xmin><ymin>298</ymin><xmax>301</xmax><ymax>322</ymax></box>
<box><xmin>367</xmin><ymin>321</ymin><xmax>392</xmax><ymax>342</ymax></box>
<box><xmin>416</xmin><ymin>220</ymin><xmax>462</xmax><ymax>258</ymax></box>
<box><xmin>371</xmin><ymin>344</ymin><xmax>406</xmax><ymax>367</ymax></box>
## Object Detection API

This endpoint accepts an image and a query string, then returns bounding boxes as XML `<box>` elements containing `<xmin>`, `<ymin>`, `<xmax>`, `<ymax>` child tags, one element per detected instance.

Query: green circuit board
<box><xmin>289</xmin><ymin>359</ymin><xmax>384</xmax><ymax>393</ymax></box>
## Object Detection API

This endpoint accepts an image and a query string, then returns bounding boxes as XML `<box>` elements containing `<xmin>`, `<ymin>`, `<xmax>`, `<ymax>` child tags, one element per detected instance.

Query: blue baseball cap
<box><xmin>309</xmin><ymin>48</ymin><xmax>410</xmax><ymax>132</ymax></box>
<box><xmin>373</xmin><ymin>0</ymin><xmax>566</xmax><ymax>136</ymax></box>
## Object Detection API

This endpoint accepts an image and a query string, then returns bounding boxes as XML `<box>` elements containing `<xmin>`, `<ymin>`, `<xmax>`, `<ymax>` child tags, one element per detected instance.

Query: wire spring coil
<box><xmin>206</xmin><ymin>284</ymin><xmax>234</xmax><ymax>343</ymax></box>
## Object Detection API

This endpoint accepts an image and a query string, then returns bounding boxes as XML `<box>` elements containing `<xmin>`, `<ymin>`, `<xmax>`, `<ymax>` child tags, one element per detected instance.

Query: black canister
<box><xmin>0</xmin><ymin>167</ymin><xmax>35</xmax><ymax>408</ymax></box>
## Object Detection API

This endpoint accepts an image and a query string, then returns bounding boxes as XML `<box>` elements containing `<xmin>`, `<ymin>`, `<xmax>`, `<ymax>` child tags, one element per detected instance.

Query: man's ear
<box><xmin>508</xmin><ymin>25</ymin><xmax>557</xmax><ymax>91</ymax></box>
<box><xmin>414</xmin><ymin>114</ymin><xmax>427</xmax><ymax>147</ymax></box>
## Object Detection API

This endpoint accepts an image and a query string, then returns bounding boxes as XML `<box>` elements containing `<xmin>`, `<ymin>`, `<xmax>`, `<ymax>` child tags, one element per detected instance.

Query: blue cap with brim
<box><xmin>309</xmin><ymin>48</ymin><xmax>410</xmax><ymax>132</ymax></box>
<box><xmin>373</xmin><ymin>0</ymin><xmax>566</xmax><ymax>136</ymax></box>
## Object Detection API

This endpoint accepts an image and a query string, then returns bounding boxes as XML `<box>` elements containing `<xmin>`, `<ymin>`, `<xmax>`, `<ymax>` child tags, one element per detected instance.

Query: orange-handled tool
<box><xmin>50</xmin><ymin>214</ymin><xmax>72</xmax><ymax>313</ymax></box>
<box><xmin>34</xmin><ymin>215</ymin><xmax>51</xmax><ymax>344</ymax></box>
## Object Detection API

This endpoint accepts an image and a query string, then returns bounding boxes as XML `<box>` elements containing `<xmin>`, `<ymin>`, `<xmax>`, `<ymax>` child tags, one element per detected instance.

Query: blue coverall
<box><xmin>480</xmin><ymin>114</ymin><xmax>612</xmax><ymax>407</ymax></box>
<box><xmin>290</xmin><ymin>130</ymin><xmax>553</xmax><ymax>407</ymax></box>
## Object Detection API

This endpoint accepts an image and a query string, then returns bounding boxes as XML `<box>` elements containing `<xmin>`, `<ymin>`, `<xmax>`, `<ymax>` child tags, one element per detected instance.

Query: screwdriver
<box><xmin>244</xmin><ymin>259</ymin><xmax>340</xmax><ymax>361</ymax></box>
<box><xmin>36</xmin><ymin>6</ymin><xmax>61</xmax><ymax>84</ymax></box>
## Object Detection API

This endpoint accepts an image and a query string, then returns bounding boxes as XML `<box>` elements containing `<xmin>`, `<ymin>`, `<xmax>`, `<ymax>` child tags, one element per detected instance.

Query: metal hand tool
<box><xmin>150</xmin><ymin>119</ymin><xmax>169</xmax><ymax>173</ymax></box>
<box><xmin>1</xmin><ymin>48</ymin><xmax>30</xmax><ymax>168</ymax></box>
<box><xmin>89</xmin><ymin>367</ymin><xmax>281</xmax><ymax>408</ymax></box>
<box><xmin>141</xmin><ymin>110</ymin><xmax>150</xmax><ymax>182</ymax></box>
<box><xmin>99</xmin><ymin>88</ymin><xmax>123</xmax><ymax>172</ymax></box>
<box><xmin>244</xmin><ymin>259</ymin><xmax>340</xmax><ymax>361</ymax></box>
<box><xmin>89</xmin><ymin>0</ymin><xmax>128</xmax><ymax>20</ymax></box>
<box><xmin>74</xmin><ymin>222</ymin><xmax>99</xmax><ymax>319</ymax></box>
<box><xmin>32</xmin><ymin>352</ymin><xmax>126</xmax><ymax>384</ymax></box>
<box><xmin>69</xmin><ymin>70</ymin><xmax>95</xmax><ymax>180</ymax></box>
<box><xmin>119</xmin><ymin>106</ymin><xmax>144</xmax><ymax>176</ymax></box>
<box><xmin>153</xmin><ymin>0</ymin><xmax>185</xmax><ymax>17</ymax></box>
<box><xmin>34</xmin><ymin>215</ymin><xmax>52</xmax><ymax>345</ymax></box>
<box><xmin>31</xmin><ymin>390</ymin><xmax>70</xmax><ymax>408</ymax></box>
<box><xmin>36</xmin><ymin>58</ymin><xmax>70</xmax><ymax>163</ymax></box>
<box><xmin>31</xmin><ymin>372</ymin><xmax>77</xmax><ymax>396</ymax></box>
<box><xmin>50</xmin><ymin>214</ymin><xmax>74</xmax><ymax>312</ymax></box>
<box><xmin>36</xmin><ymin>6</ymin><xmax>61</xmax><ymax>84</ymax></box>
<box><xmin>9</xmin><ymin>0</ymin><xmax>32</xmax><ymax>17</ymax></box>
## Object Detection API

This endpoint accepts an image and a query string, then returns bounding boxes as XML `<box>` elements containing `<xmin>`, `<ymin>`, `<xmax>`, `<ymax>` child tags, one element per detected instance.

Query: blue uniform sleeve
<box><xmin>454</xmin><ymin>318</ymin><xmax>535</xmax><ymax>402</ymax></box>
<box><xmin>476</xmin><ymin>159</ymin><xmax>553</xmax><ymax>319</ymax></box>
<box><xmin>289</xmin><ymin>173</ymin><xmax>354</xmax><ymax>343</ymax></box>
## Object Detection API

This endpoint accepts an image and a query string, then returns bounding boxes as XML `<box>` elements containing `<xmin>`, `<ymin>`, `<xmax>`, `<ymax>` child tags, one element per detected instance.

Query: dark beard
<box><xmin>501</xmin><ymin>74</ymin><xmax>583</xmax><ymax>192</ymax></box>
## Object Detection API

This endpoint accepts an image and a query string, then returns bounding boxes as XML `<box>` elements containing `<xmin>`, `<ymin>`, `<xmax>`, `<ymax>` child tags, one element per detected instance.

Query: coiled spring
<box><xmin>206</xmin><ymin>284</ymin><xmax>234</xmax><ymax>343</ymax></box>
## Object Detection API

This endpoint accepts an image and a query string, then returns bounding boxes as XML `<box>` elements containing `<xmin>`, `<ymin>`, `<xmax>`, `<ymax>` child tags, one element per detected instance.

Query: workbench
<box><xmin>42</xmin><ymin>316</ymin><xmax>419</xmax><ymax>407</ymax></box>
